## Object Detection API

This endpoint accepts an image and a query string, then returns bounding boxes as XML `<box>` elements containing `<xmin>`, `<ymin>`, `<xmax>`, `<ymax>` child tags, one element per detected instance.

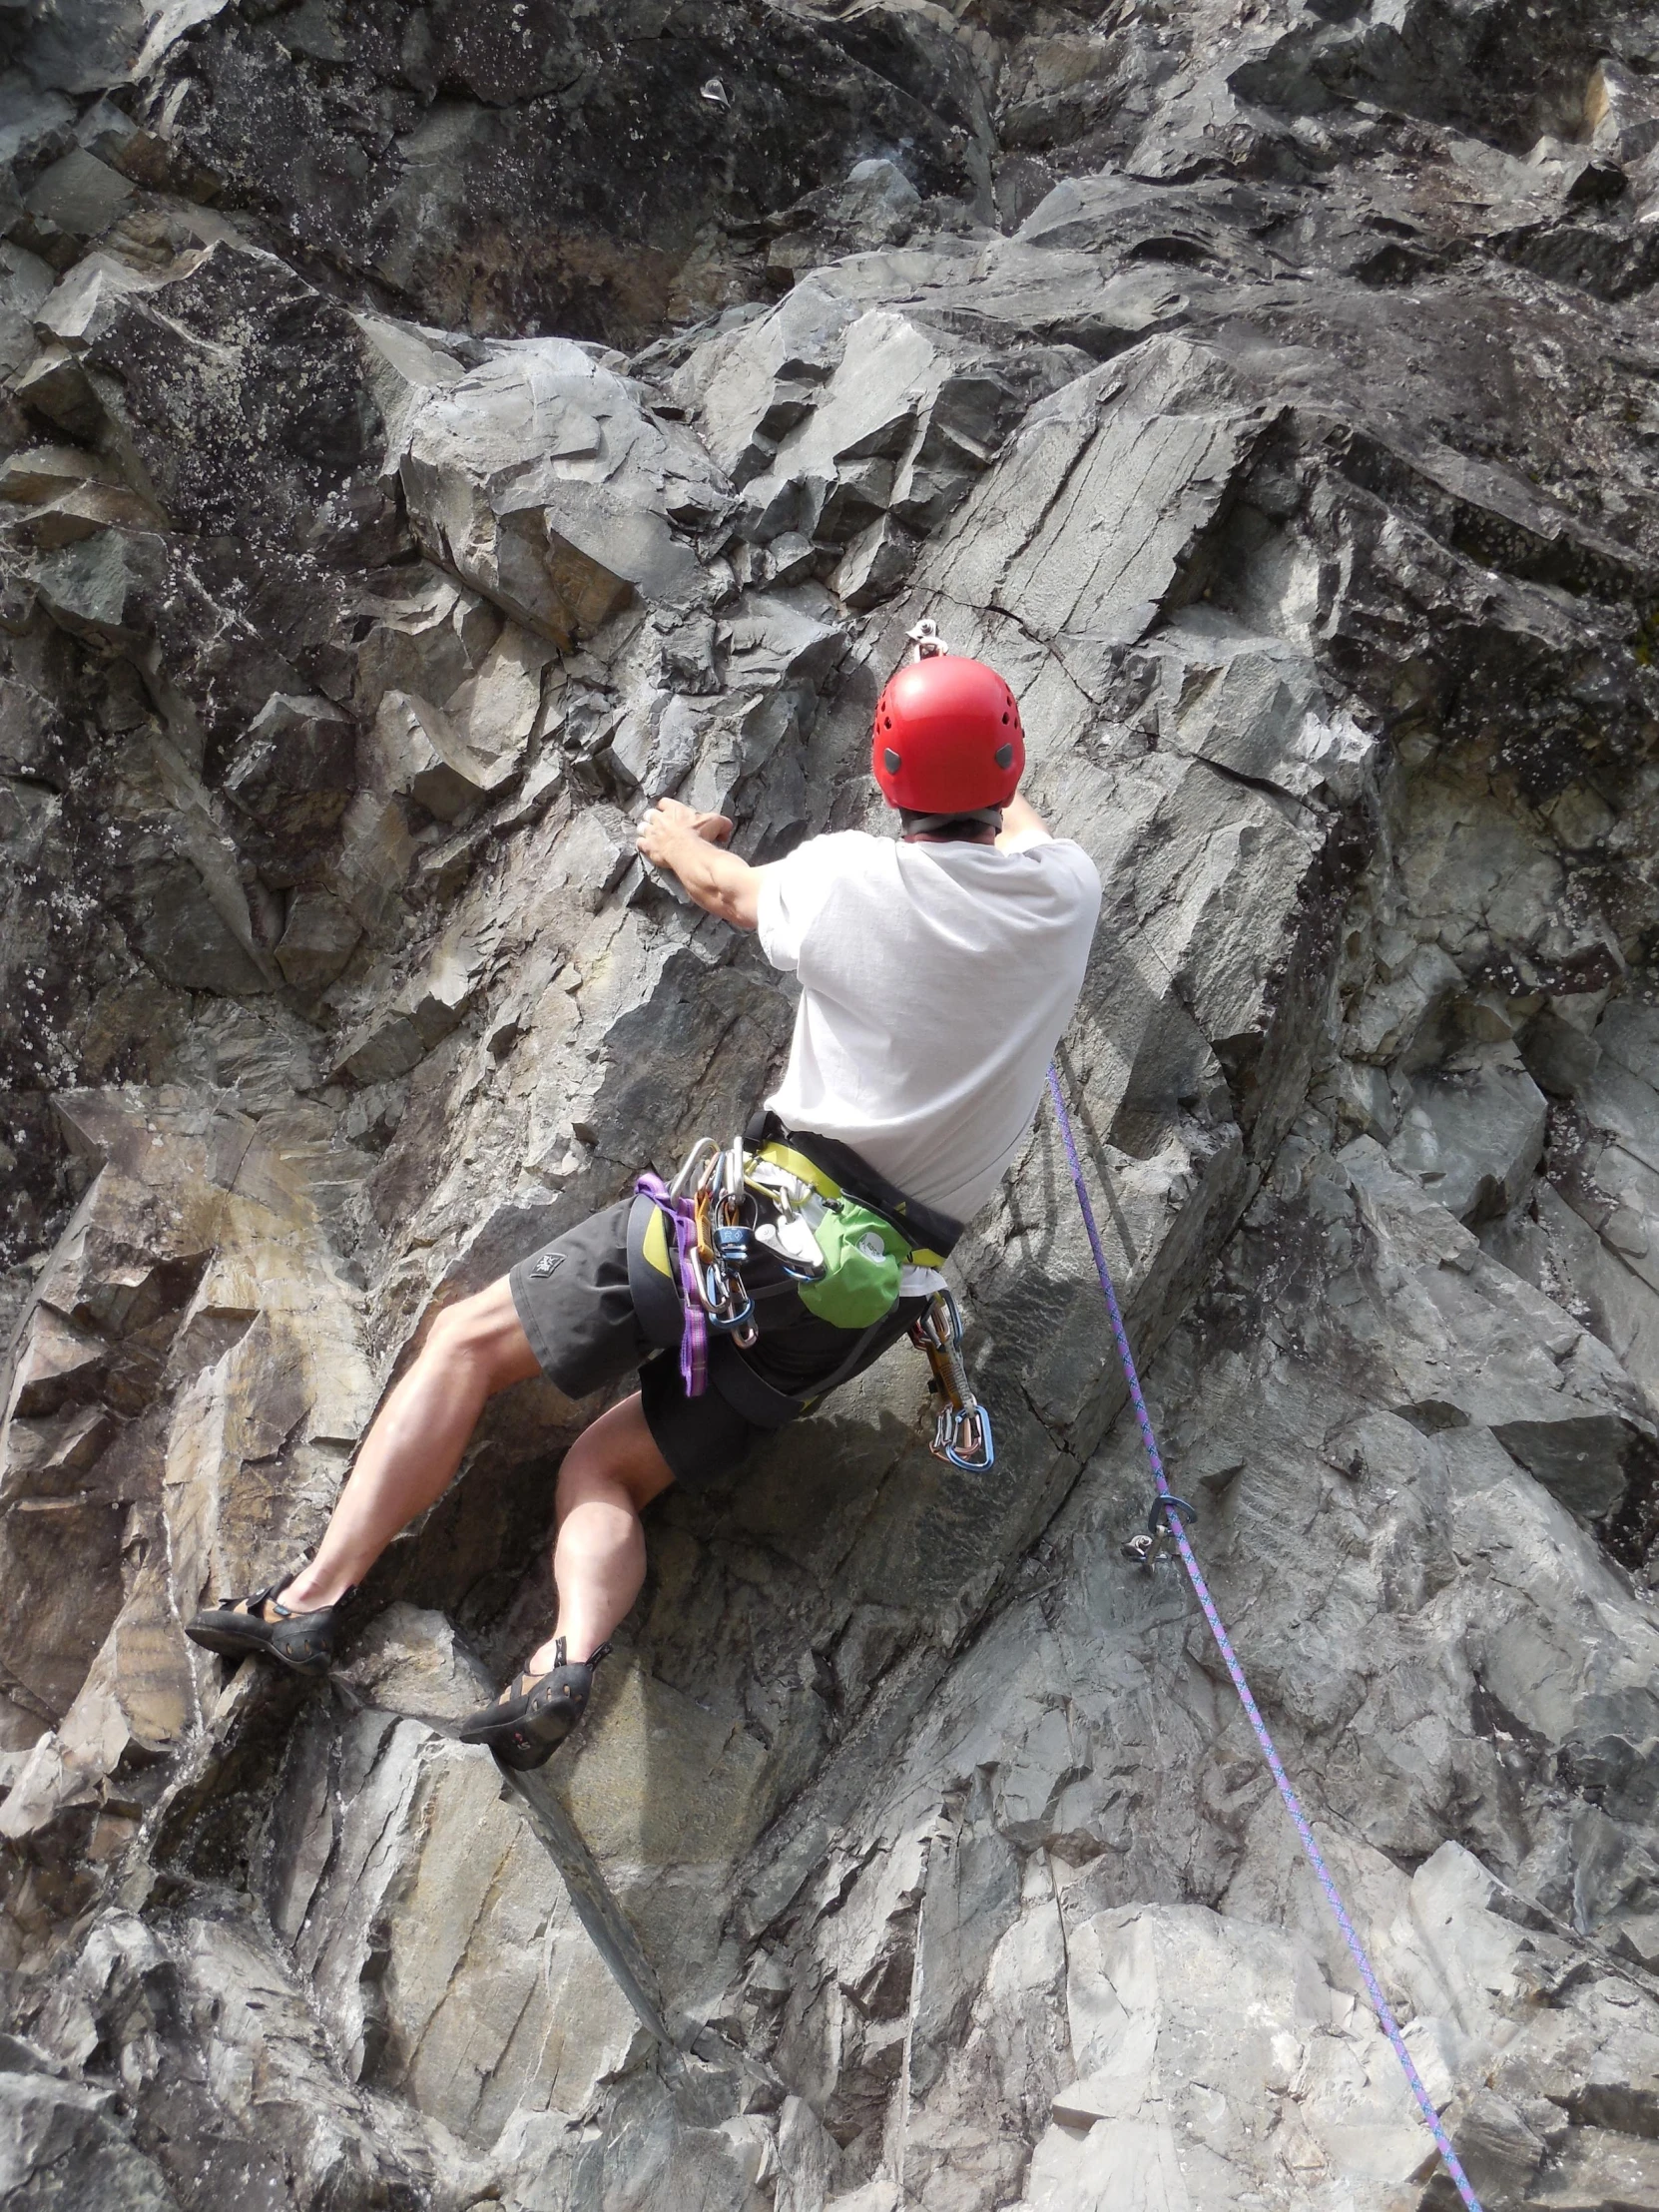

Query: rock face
<box><xmin>2</xmin><ymin>3</ymin><xmax>1659</xmax><ymax>2208</ymax></box>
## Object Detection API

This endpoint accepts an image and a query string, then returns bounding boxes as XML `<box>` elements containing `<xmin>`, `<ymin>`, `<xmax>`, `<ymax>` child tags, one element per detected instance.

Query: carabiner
<box><xmin>933</xmin><ymin>1402</ymin><xmax>995</xmax><ymax>1471</ymax></box>
<box><xmin>670</xmin><ymin>1137</ymin><xmax>720</xmax><ymax>1202</ymax></box>
<box><xmin>703</xmin><ymin>1263</ymin><xmax>754</xmax><ymax>1335</ymax></box>
<box><xmin>911</xmin><ymin>1286</ymin><xmax>964</xmax><ymax>1354</ymax></box>
<box><xmin>1122</xmin><ymin>1493</ymin><xmax>1198</xmax><ymax>1569</ymax></box>
<box><xmin>724</xmin><ymin>1134</ymin><xmax>747</xmax><ymax>1218</ymax></box>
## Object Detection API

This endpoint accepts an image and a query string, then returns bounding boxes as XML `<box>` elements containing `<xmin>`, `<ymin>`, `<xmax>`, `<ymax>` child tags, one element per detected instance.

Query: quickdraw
<box><xmin>910</xmin><ymin>1288</ymin><xmax>995</xmax><ymax>1470</ymax></box>
<box><xmin>683</xmin><ymin>1136</ymin><xmax>760</xmax><ymax>1348</ymax></box>
<box><xmin>1121</xmin><ymin>1490</ymin><xmax>1198</xmax><ymax>1569</ymax></box>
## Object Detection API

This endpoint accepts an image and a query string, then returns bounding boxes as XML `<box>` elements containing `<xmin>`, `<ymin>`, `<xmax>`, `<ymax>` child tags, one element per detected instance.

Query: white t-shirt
<box><xmin>755</xmin><ymin>828</ymin><xmax>1102</xmax><ymax>1224</ymax></box>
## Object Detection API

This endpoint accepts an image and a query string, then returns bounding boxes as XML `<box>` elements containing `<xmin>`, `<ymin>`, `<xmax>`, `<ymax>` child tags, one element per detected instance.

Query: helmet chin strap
<box><xmin>901</xmin><ymin>806</ymin><xmax>1002</xmax><ymax>831</ymax></box>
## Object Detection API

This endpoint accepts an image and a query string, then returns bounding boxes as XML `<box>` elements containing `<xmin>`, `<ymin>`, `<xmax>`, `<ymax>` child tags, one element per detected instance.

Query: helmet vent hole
<box><xmin>994</xmin><ymin>743</ymin><xmax>1015</xmax><ymax>771</ymax></box>
<box><xmin>1002</xmin><ymin>711</ymin><xmax>1010</xmax><ymax>723</ymax></box>
<box><xmin>883</xmin><ymin>748</ymin><xmax>902</xmax><ymax>775</ymax></box>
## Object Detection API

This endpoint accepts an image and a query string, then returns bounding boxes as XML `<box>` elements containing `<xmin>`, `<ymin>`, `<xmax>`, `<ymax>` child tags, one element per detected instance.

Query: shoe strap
<box><xmin>216</xmin><ymin>1569</ymin><xmax>350</xmax><ymax>1623</ymax></box>
<box><xmin>526</xmin><ymin>1639</ymin><xmax>611</xmax><ymax>1685</ymax></box>
<box><xmin>271</xmin><ymin>1569</ymin><xmax>357</xmax><ymax>1621</ymax></box>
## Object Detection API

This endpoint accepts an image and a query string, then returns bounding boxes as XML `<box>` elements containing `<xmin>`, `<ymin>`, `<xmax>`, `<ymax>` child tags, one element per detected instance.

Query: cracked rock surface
<box><xmin>2</xmin><ymin>3</ymin><xmax>1659</xmax><ymax>2208</ymax></box>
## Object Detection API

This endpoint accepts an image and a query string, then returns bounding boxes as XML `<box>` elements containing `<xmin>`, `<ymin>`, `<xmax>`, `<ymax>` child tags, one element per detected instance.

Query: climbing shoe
<box><xmin>186</xmin><ymin>1573</ymin><xmax>355</xmax><ymax>1678</ymax></box>
<box><xmin>458</xmin><ymin>1638</ymin><xmax>611</xmax><ymax>1771</ymax></box>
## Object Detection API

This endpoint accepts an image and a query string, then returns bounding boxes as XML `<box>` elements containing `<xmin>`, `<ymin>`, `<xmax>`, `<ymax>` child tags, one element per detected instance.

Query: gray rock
<box><xmin>221</xmin><ymin>692</ymin><xmax>356</xmax><ymax>881</ymax></box>
<box><xmin>4</xmin><ymin>5</ymin><xmax>1659</xmax><ymax>2208</ymax></box>
<box><xmin>275</xmin><ymin>890</ymin><xmax>361</xmax><ymax>994</ymax></box>
<box><xmin>368</xmin><ymin>691</ymin><xmax>503</xmax><ymax>824</ymax></box>
<box><xmin>11</xmin><ymin>1</ymin><xmax>231</xmax><ymax>96</ymax></box>
<box><xmin>0</xmin><ymin>2064</ymin><xmax>182</xmax><ymax>2210</ymax></box>
<box><xmin>833</xmin><ymin>516</ymin><xmax>921</xmax><ymax>612</ymax></box>
<box><xmin>1587</xmin><ymin>57</ymin><xmax>1659</xmax><ymax>164</ymax></box>
<box><xmin>127</xmin><ymin>0</ymin><xmax>986</xmax><ymax>347</ymax></box>
<box><xmin>1388</xmin><ymin>1059</ymin><xmax>1549</xmax><ymax>1222</ymax></box>
<box><xmin>329</xmin><ymin>921</ymin><xmax>493</xmax><ymax>1086</ymax></box>
<box><xmin>673</xmin><ymin>281</ymin><xmax>858</xmax><ymax>486</ymax></box>
<box><xmin>49</xmin><ymin>237</ymin><xmax>403</xmax><ymax>560</ymax></box>
<box><xmin>0</xmin><ymin>242</ymin><xmax>54</xmax><ymax>380</ymax></box>
<box><xmin>22</xmin><ymin>148</ymin><xmax>132</xmax><ymax>239</ymax></box>
<box><xmin>399</xmin><ymin>339</ymin><xmax>725</xmax><ymax>645</ymax></box>
<box><xmin>731</xmin><ymin>306</ymin><xmax>1034</xmax><ymax>554</ymax></box>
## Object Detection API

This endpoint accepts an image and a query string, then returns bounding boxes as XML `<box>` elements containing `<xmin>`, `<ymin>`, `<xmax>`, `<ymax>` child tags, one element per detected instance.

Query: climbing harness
<box><xmin>633</xmin><ymin>1121</ymin><xmax>994</xmax><ymax>1468</ymax></box>
<box><xmin>1046</xmin><ymin>1066</ymin><xmax>1486</xmax><ymax>2212</ymax></box>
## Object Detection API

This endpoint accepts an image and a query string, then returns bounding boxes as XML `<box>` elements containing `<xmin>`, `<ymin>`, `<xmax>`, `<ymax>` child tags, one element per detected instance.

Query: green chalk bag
<box><xmin>797</xmin><ymin>1200</ymin><xmax>907</xmax><ymax>1330</ymax></box>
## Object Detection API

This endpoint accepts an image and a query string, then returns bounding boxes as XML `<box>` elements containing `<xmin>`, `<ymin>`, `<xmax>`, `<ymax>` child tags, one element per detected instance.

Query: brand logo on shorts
<box><xmin>531</xmin><ymin>1252</ymin><xmax>566</xmax><ymax>1280</ymax></box>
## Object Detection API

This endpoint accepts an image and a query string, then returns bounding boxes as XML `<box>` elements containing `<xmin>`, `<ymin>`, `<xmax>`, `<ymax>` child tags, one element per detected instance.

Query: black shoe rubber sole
<box><xmin>489</xmin><ymin>1728</ymin><xmax>561</xmax><ymax>1773</ymax></box>
<box><xmin>185</xmin><ymin>1617</ymin><xmax>333</xmax><ymax>1678</ymax></box>
<box><xmin>458</xmin><ymin>1670</ymin><xmax>591</xmax><ymax>1769</ymax></box>
<box><xmin>457</xmin><ymin>1704</ymin><xmax>578</xmax><ymax>1767</ymax></box>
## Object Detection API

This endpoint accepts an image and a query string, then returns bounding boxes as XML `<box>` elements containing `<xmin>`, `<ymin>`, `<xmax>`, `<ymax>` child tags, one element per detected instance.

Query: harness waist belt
<box><xmin>744</xmin><ymin>1113</ymin><xmax>961</xmax><ymax>1265</ymax></box>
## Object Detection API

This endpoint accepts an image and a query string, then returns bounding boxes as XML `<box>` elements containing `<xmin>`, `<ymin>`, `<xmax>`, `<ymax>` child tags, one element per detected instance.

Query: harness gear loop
<box><xmin>633</xmin><ymin>1170</ymin><xmax>708</xmax><ymax>1397</ymax></box>
<box><xmin>1045</xmin><ymin>1064</ymin><xmax>1486</xmax><ymax>2212</ymax></box>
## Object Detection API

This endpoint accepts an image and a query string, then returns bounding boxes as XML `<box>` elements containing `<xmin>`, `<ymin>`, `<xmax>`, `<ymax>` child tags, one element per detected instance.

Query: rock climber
<box><xmin>188</xmin><ymin>645</ymin><xmax>1102</xmax><ymax>1767</ymax></box>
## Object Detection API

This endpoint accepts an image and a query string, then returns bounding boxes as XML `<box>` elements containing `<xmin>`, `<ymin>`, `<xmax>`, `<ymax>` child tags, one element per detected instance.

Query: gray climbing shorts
<box><xmin>507</xmin><ymin>1199</ymin><xmax>920</xmax><ymax>1487</ymax></box>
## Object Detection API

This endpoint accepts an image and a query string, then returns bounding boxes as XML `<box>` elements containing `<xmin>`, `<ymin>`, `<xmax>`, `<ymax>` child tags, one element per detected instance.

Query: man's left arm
<box><xmin>996</xmin><ymin>794</ymin><xmax>1050</xmax><ymax>849</ymax></box>
<box><xmin>636</xmin><ymin>796</ymin><xmax>763</xmax><ymax>930</ymax></box>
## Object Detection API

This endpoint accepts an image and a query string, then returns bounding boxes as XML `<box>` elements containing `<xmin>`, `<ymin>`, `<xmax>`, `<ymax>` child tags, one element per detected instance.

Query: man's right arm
<box><xmin>996</xmin><ymin>794</ymin><xmax>1050</xmax><ymax>849</ymax></box>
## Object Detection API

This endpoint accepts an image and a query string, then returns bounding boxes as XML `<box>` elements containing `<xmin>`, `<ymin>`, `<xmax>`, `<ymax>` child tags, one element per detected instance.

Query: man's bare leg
<box><xmin>456</xmin><ymin>1393</ymin><xmax>675</xmax><ymax>1764</ymax></box>
<box><xmin>524</xmin><ymin>1394</ymin><xmax>676</xmax><ymax>1673</ymax></box>
<box><xmin>281</xmin><ymin>1278</ymin><xmax>541</xmax><ymax>1611</ymax></box>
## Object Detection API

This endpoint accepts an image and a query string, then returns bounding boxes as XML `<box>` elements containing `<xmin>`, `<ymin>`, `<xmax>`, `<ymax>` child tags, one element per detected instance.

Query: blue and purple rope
<box><xmin>1045</xmin><ymin>1066</ymin><xmax>1482</xmax><ymax>2212</ymax></box>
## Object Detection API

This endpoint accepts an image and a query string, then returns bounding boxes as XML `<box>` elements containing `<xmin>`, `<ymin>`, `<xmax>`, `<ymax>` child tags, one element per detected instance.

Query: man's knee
<box><xmin>557</xmin><ymin>1397</ymin><xmax>675</xmax><ymax>1516</ymax></box>
<box><xmin>423</xmin><ymin>1281</ymin><xmax>538</xmax><ymax>1393</ymax></box>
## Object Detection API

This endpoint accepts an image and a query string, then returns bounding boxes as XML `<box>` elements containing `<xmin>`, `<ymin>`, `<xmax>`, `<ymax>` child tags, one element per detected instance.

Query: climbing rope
<box><xmin>1045</xmin><ymin>1067</ymin><xmax>1484</xmax><ymax>2212</ymax></box>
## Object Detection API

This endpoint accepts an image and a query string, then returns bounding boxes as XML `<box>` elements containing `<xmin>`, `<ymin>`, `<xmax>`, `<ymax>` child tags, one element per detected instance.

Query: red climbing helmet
<box><xmin>871</xmin><ymin>651</ymin><xmax>1024</xmax><ymax>814</ymax></box>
